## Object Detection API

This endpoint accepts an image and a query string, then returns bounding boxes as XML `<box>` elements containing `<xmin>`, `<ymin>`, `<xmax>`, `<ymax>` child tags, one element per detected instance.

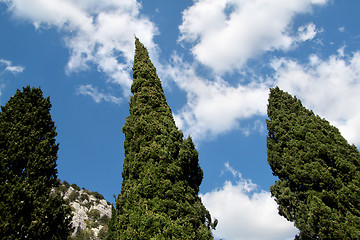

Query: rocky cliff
<box><xmin>54</xmin><ymin>181</ymin><xmax>113</xmax><ymax>240</ymax></box>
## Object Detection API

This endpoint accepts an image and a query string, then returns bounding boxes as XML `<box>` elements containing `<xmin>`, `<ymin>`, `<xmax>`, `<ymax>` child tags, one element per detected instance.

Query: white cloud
<box><xmin>201</xmin><ymin>163</ymin><xmax>298</xmax><ymax>240</ymax></box>
<box><xmin>297</xmin><ymin>22</ymin><xmax>318</xmax><ymax>42</ymax></box>
<box><xmin>162</xmin><ymin>55</ymin><xmax>270</xmax><ymax>140</ymax></box>
<box><xmin>272</xmin><ymin>49</ymin><xmax>360</xmax><ymax>145</ymax></box>
<box><xmin>0</xmin><ymin>59</ymin><xmax>25</xmax><ymax>74</ymax></box>
<box><xmin>222</xmin><ymin>162</ymin><xmax>257</xmax><ymax>192</ymax></box>
<box><xmin>337</xmin><ymin>45</ymin><xmax>346</xmax><ymax>57</ymax></box>
<box><xmin>77</xmin><ymin>84</ymin><xmax>122</xmax><ymax>104</ymax></box>
<box><xmin>165</xmin><ymin>46</ymin><xmax>360</xmax><ymax>146</ymax></box>
<box><xmin>4</xmin><ymin>0</ymin><xmax>358</xmax><ymax>150</ymax></box>
<box><xmin>2</xmin><ymin>0</ymin><xmax>158</xmax><ymax>98</ymax></box>
<box><xmin>0</xmin><ymin>58</ymin><xmax>24</xmax><ymax>103</ymax></box>
<box><xmin>179</xmin><ymin>0</ymin><xmax>327</xmax><ymax>73</ymax></box>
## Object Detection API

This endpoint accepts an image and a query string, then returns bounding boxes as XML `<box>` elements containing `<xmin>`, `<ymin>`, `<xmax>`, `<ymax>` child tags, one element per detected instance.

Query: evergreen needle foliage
<box><xmin>267</xmin><ymin>87</ymin><xmax>360</xmax><ymax>239</ymax></box>
<box><xmin>0</xmin><ymin>86</ymin><xmax>72</xmax><ymax>239</ymax></box>
<box><xmin>109</xmin><ymin>38</ymin><xmax>216</xmax><ymax>239</ymax></box>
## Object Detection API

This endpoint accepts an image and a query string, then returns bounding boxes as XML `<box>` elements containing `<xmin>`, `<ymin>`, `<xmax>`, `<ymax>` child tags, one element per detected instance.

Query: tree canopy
<box><xmin>109</xmin><ymin>38</ymin><xmax>216</xmax><ymax>239</ymax></box>
<box><xmin>267</xmin><ymin>87</ymin><xmax>360</xmax><ymax>239</ymax></box>
<box><xmin>0</xmin><ymin>86</ymin><xmax>72</xmax><ymax>239</ymax></box>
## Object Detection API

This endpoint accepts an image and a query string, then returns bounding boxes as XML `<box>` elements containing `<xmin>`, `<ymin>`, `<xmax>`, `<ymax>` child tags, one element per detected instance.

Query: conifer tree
<box><xmin>110</xmin><ymin>38</ymin><xmax>216</xmax><ymax>239</ymax></box>
<box><xmin>267</xmin><ymin>87</ymin><xmax>360</xmax><ymax>239</ymax></box>
<box><xmin>0</xmin><ymin>86</ymin><xmax>72</xmax><ymax>239</ymax></box>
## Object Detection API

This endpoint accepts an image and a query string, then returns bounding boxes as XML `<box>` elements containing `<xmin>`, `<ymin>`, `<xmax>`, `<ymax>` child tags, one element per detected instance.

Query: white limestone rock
<box><xmin>55</xmin><ymin>182</ymin><xmax>113</xmax><ymax>240</ymax></box>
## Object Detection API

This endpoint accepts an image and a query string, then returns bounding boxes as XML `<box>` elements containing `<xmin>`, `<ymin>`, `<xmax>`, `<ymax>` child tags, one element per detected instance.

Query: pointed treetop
<box><xmin>134</xmin><ymin>37</ymin><xmax>147</xmax><ymax>63</ymax></box>
<box><xmin>110</xmin><ymin>38</ymin><xmax>216</xmax><ymax>239</ymax></box>
<box><xmin>131</xmin><ymin>37</ymin><xmax>163</xmax><ymax>95</ymax></box>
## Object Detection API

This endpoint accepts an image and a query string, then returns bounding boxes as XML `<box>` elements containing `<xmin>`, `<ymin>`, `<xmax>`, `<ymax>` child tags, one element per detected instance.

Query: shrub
<box><xmin>68</xmin><ymin>190</ymin><xmax>80</xmax><ymax>202</ymax></box>
<box><xmin>88</xmin><ymin>209</ymin><xmax>101</xmax><ymax>221</ymax></box>
<box><xmin>71</xmin><ymin>183</ymin><xmax>80</xmax><ymax>191</ymax></box>
<box><xmin>98</xmin><ymin>214</ymin><xmax>110</xmax><ymax>225</ymax></box>
<box><xmin>71</xmin><ymin>229</ymin><xmax>94</xmax><ymax>240</ymax></box>
<box><xmin>91</xmin><ymin>191</ymin><xmax>104</xmax><ymax>200</ymax></box>
<box><xmin>98</xmin><ymin>226</ymin><xmax>108</xmax><ymax>239</ymax></box>
<box><xmin>83</xmin><ymin>201</ymin><xmax>93</xmax><ymax>209</ymax></box>
<box><xmin>86</xmin><ymin>219</ymin><xmax>99</xmax><ymax>229</ymax></box>
<box><xmin>58</xmin><ymin>182</ymin><xmax>69</xmax><ymax>194</ymax></box>
<box><xmin>80</xmin><ymin>193</ymin><xmax>89</xmax><ymax>202</ymax></box>
<box><xmin>63</xmin><ymin>180</ymin><xmax>70</xmax><ymax>188</ymax></box>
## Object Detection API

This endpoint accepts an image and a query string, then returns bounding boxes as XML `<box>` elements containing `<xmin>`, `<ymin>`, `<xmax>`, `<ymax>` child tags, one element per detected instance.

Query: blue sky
<box><xmin>1</xmin><ymin>1</ymin><xmax>359</xmax><ymax>239</ymax></box>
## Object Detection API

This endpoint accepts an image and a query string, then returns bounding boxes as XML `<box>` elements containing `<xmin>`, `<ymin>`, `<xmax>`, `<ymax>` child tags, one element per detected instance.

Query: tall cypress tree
<box><xmin>0</xmin><ymin>86</ymin><xmax>72</xmax><ymax>239</ymax></box>
<box><xmin>110</xmin><ymin>38</ymin><xmax>215</xmax><ymax>239</ymax></box>
<box><xmin>267</xmin><ymin>87</ymin><xmax>360</xmax><ymax>239</ymax></box>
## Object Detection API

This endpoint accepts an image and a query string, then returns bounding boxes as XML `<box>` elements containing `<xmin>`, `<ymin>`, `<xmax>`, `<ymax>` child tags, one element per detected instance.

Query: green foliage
<box><xmin>86</xmin><ymin>219</ymin><xmax>100</xmax><ymax>229</ymax></box>
<box><xmin>83</xmin><ymin>201</ymin><xmax>93</xmax><ymax>209</ymax></box>
<box><xmin>63</xmin><ymin>180</ymin><xmax>70</xmax><ymax>188</ymax></box>
<box><xmin>106</xmin><ymin>206</ymin><xmax>116</xmax><ymax>240</ymax></box>
<box><xmin>98</xmin><ymin>214</ymin><xmax>110</xmax><ymax>225</ymax></box>
<box><xmin>68</xmin><ymin>190</ymin><xmax>80</xmax><ymax>202</ymax></box>
<box><xmin>71</xmin><ymin>229</ymin><xmax>94</xmax><ymax>240</ymax></box>
<box><xmin>91</xmin><ymin>191</ymin><xmax>105</xmax><ymax>200</ymax></box>
<box><xmin>58</xmin><ymin>181</ymin><xmax>70</xmax><ymax>194</ymax></box>
<box><xmin>0</xmin><ymin>86</ymin><xmax>73</xmax><ymax>239</ymax></box>
<box><xmin>98</xmin><ymin>226</ymin><xmax>108</xmax><ymax>239</ymax></box>
<box><xmin>80</xmin><ymin>193</ymin><xmax>89</xmax><ymax>202</ymax></box>
<box><xmin>109</xmin><ymin>38</ymin><xmax>216</xmax><ymax>239</ymax></box>
<box><xmin>88</xmin><ymin>209</ymin><xmax>101</xmax><ymax>221</ymax></box>
<box><xmin>267</xmin><ymin>87</ymin><xmax>360</xmax><ymax>239</ymax></box>
<box><xmin>71</xmin><ymin>183</ymin><xmax>81</xmax><ymax>191</ymax></box>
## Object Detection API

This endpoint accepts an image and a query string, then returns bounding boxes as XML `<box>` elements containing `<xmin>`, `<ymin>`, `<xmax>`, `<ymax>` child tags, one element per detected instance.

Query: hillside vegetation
<box><xmin>54</xmin><ymin>181</ymin><xmax>113</xmax><ymax>240</ymax></box>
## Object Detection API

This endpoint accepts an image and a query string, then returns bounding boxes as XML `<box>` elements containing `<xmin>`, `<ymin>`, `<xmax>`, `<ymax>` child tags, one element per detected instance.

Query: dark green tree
<box><xmin>109</xmin><ymin>38</ymin><xmax>216</xmax><ymax>239</ymax></box>
<box><xmin>0</xmin><ymin>86</ymin><xmax>72</xmax><ymax>239</ymax></box>
<box><xmin>267</xmin><ymin>87</ymin><xmax>360</xmax><ymax>239</ymax></box>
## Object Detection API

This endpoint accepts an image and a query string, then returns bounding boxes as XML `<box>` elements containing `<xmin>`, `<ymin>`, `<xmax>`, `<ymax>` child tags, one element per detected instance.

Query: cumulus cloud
<box><xmin>159</xmin><ymin>0</ymin><xmax>329</xmax><ymax>141</ymax></box>
<box><xmin>77</xmin><ymin>84</ymin><xmax>122</xmax><ymax>104</ymax></box>
<box><xmin>162</xmin><ymin>55</ymin><xmax>270</xmax><ymax>140</ymax></box>
<box><xmin>201</xmin><ymin>162</ymin><xmax>298</xmax><ymax>240</ymax></box>
<box><xmin>297</xmin><ymin>22</ymin><xmax>318</xmax><ymax>42</ymax></box>
<box><xmin>163</xmin><ymin>45</ymin><xmax>360</xmax><ymax>147</ymax></box>
<box><xmin>4</xmin><ymin>0</ymin><xmax>358</xmax><ymax>150</ymax></box>
<box><xmin>0</xmin><ymin>59</ymin><xmax>25</xmax><ymax>74</ymax></box>
<box><xmin>272</xmin><ymin>49</ymin><xmax>360</xmax><ymax>145</ymax></box>
<box><xmin>1</xmin><ymin>0</ymin><xmax>158</xmax><ymax>98</ymax></box>
<box><xmin>179</xmin><ymin>0</ymin><xmax>327</xmax><ymax>73</ymax></box>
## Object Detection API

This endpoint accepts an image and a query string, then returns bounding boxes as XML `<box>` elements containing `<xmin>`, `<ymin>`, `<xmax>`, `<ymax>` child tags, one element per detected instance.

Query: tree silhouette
<box><xmin>109</xmin><ymin>38</ymin><xmax>216</xmax><ymax>239</ymax></box>
<box><xmin>0</xmin><ymin>86</ymin><xmax>72</xmax><ymax>239</ymax></box>
<box><xmin>267</xmin><ymin>87</ymin><xmax>360</xmax><ymax>239</ymax></box>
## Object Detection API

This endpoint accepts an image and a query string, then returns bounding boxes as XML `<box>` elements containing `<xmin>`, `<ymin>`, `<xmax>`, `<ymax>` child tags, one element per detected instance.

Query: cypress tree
<box><xmin>0</xmin><ymin>86</ymin><xmax>72</xmax><ymax>239</ymax></box>
<box><xmin>267</xmin><ymin>87</ymin><xmax>360</xmax><ymax>239</ymax></box>
<box><xmin>110</xmin><ymin>38</ymin><xmax>216</xmax><ymax>239</ymax></box>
